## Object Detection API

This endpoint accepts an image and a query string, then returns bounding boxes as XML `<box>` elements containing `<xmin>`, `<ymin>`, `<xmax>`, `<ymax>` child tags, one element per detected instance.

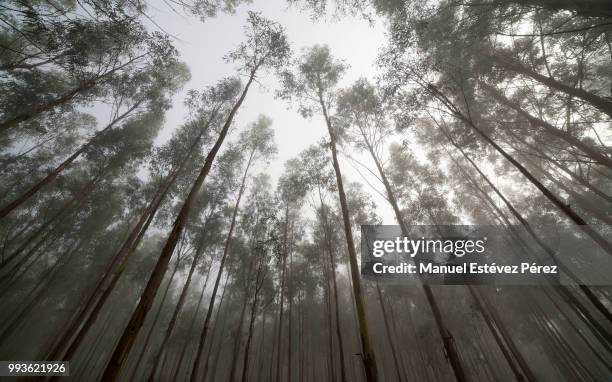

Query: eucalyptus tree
<box><xmin>271</xmin><ymin>159</ymin><xmax>306</xmax><ymax>382</ymax></box>
<box><xmin>297</xmin><ymin>143</ymin><xmax>351</xmax><ymax>382</ymax></box>
<box><xmin>41</xmin><ymin>77</ymin><xmax>241</xmax><ymax>368</ymax></box>
<box><xmin>237</xmin><ymin>174</ymin><xmax>277</xmax><ymax>382</ymax></box>
<box><xmin>190</xmin><ymin>115</ymin><xmax>278</xmax><ymax>382</ymax></box>
<box><xmin>278</xmin><ymin>44</ymin><xmax>379</xmax><ymax>381</ymax></box>
<box><xmin>100</xmin><ymin>12</ymin><xmax>289</xmax><ymax>380</ymax></box>
<box><xmin>0</xmin><ymin>98</ymin><xmax>171</xmax><ymax>360</ymax></box>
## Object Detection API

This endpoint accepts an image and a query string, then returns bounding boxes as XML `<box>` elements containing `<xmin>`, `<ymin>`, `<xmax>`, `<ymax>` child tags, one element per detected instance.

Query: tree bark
<box><xmin>228</xmin><ymin>290</ymin><xmax>249</xmax><ymax>382</ymax></box>
<box><xmin>123</xmin><ymin>257</ymin><xmax>182</xmax><ymax>381</ymax></box>
<box><xmin>274</xmin><ymin>204</ymin><xmax>289</xmax><ymax>382</ymax></box>
<box><xmin>241</xmin><ymin>248</ymin><xmax>267</xmax><ymax>382</ymax></box>
<box><xmin>317</xmin><ymin>188</ymin><xmax>348</xmax><ymax>382</ymax></box>
<box><xmin>146</xmin><ymin>239</ymin><xmax>208</xmax><ymax>381</ymax></box>
<box><xmin>170</xmin><ymin>263</ymin><xmax>212</xmax><ymax>381</ymax></box>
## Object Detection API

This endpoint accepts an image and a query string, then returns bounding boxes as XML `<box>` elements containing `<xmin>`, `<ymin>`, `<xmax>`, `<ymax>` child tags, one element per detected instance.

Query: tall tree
<box><xmin>279</xmin><ymin>44</ymin><xmax>379</xmax><ymax>382</ymax></box>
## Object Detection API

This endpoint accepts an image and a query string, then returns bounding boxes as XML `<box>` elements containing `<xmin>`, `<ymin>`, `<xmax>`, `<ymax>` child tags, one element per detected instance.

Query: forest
<box><xmin>0</xmin><ymin>0</ymin><xmax>611</xmax><ymax>381</ymax></box>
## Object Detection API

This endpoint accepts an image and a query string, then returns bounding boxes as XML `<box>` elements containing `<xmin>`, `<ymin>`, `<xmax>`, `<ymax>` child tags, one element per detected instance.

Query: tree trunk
<box><xmin>318</xmin><ymin>188</ymin><xmax>348</xmax><ymax>382</ymax></box>
<box><xmin>123</xmin><ymin>258</ymin><xmax>181</xmax><ymax>381</ymax></box>
<box><xmin>319</xmin><ymin>95</ymin><xmax>379</xmax><ymax>382</ymax></box>
<box><xmin>375</xmin><ymin>283</ymin><xmax>404</xmax><ymax>382</ymax></box>
<box><xmin>228</xmin><ymin>290</ymin><xmax>250</xmax><ymax>382</ymax></box>
<box><xmin>360</xmin><ymin>133</ymin><xmax>467</xmax><ymax>382</ymax></box>
<box><xmin>467</xmin><ymin>287</ymin><xmax>534</xmax><ymax>382</ymax></box>
<box><xmin>170</xmin><ymin>263</ymin><xmax>212</xmax><ymax>382</ymax></box>
<box><xmin>241</xmin><ymin>250</ymin><xmax>266</xmax><ymax>382</ymax></box>
<box><xmin>44</xmin><ymin>109</ymin><xmax>216</xmax><ymax>363</ymax></box>
<box><xmin>275</xmin><ymin>201</ymin><xmax>290</xmax><ymax>382</ymax></box>
<box><xmin>256</xmin><ymin>309</ymin><xmax>267</xmax><ymax>382</ymax></box>
<box><xmin>323</xmin><ymin>262</ymin><xmax>336</xmax><ymax>382</ymax></box>
<box><xmin>201</xmin><ymin>274</ymin><xmax>231</xmax><ymax>381</ymax></box>
<box><xmin>188</xmin><ymin>146</ymin><xmax>256</xmax><ymax>382</ymax></box>
<box><xmin>287</xmin><ymin>250</ymin><xmax>294</xmax><ymax>382</ymax></box>
<box><xmin>146</xmin><ymin>240</ymin><xmax>208</xmax><ymax>381</ymax></box>
<box><xmin>101</xmin><ymin>68</ymin><xmax>257</xmax><ymax>382</ymax></box>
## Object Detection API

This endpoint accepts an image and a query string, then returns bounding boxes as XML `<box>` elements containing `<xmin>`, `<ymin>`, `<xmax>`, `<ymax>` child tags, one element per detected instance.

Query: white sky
<box><xmin>144</xmin><ymin>0</ymin><xmax>396</xmax><ymax>222</ymax></box>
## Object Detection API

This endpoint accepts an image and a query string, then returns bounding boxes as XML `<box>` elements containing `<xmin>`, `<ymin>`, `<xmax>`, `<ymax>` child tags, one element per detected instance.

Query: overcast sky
<box><xmin>144</xmin><ymin>0</ymin><xmax>396</xmax><ymax>222</ymax></box>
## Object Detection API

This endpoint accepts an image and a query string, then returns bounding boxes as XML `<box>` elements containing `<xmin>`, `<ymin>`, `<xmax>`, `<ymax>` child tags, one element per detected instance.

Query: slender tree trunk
<box><xmin>375</xmin><ymin>283</ymin><xmax>404</xmax><ymax>382</ymax></box>
<box><xmin>228</xmin><ymin>291</ymin><xmax>249</xmax><ymax>382</ymax></box>
<box><xmin>467</xmin><ymin>287</ymin><xmax>533</xmax><ymax>382</ymax></box>
<box><xmin>202</xmin><ymin>275</ymin><xmax>231</xmax><ymax>381</ymax></box>
<box><xmin>360</xmin><ymin>135</ymin><xmax>467</xmax><ymax>382</ymax></box>
<box><xmin>319</xmin><ymin>95</ymin><xmax>379</xmax><ymax>382</ymax></box>
<box><xmin>299</xmin><ymin>293</ymin><xmax>305</xmax><ymax>382</ymax></box>
<box><xmin>274</xmin><ymin>252</ymin><xmax>287</xmax><ymax>382</ymax></box>
<box><xmin>206</xmin><ymin>293</ymin><xmax>234</xmax><ymax>382</ymax></box>
<box><xmin>287</xmin><ymin>250</ymin><xmax>294</xmax><ymax>382</ymax></box>
<box><xmin>323</xmin><ymin>262</ymin><xmax>336</xmax><ymax>382</ymax></box>
<box><xmin>189</xmin><ymin>146</ymin><xmax>256</xmax><ymax>382</ymax></box>
<box><xmin>146</xmin><ymin>237</ymin><xmax>210</xmax><ymax>381</ymax></box>
<box><xmin>256</xmin><ymin>309</ymin><xmax>267</xmax><ymax>382</ymax></box>
<box><xmin>318</xmin><ymin>188</ymin><xmax>348</xmax><ymax>382</ymax></box>
<box><xmin>275</xmin><ymin>202</ymin><xmax>290</xmax><ymax>382</ymax></box>
<box><xmin>268</xmin><ymin>295</ymin><xmax>279</xmax><ymax>382</ymax></box>
<box><xmin>170</xmin><ymin>263</ymin><xmax>212</xmax><ymax>382</ymax></box>
<box><xmin>101</xmin><ymin>68</ymin><xmax>257</xmax><ymax>382</ymax></box>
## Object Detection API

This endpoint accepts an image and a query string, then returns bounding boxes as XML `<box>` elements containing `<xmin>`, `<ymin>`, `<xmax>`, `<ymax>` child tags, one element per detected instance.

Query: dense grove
<box><xmin>0</xmin><ymin>1</ymin><xmax>611</xmax><ymax>381</ymax></box>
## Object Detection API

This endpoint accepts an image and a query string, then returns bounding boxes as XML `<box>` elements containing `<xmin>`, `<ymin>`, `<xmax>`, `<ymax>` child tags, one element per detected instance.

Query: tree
<box><xmin>278</xmin><ymin>44</ymin><xmax>379</xmax><ymax>382</ymax></box>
